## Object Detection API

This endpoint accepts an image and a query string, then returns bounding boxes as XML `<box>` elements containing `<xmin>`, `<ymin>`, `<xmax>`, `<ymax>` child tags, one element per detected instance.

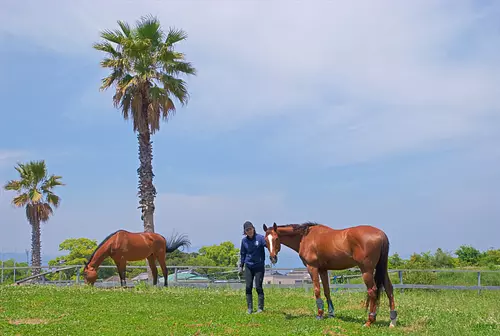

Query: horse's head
<box><xmin>263</xmin><ymin>222</ymin><xmax>281</xmax><ymax>264</ymax></box>
<box><xmin>82</xmin><ymin>261</ymin><xmax>97</xmax><ymax>285</ymax></box>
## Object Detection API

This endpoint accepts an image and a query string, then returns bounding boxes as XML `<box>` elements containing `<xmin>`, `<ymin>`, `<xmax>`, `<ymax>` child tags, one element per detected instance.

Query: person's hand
<box><xmin>238</xmin><ymin>266</ymin><xmax>244</xmax><ymax>276</ymax></box>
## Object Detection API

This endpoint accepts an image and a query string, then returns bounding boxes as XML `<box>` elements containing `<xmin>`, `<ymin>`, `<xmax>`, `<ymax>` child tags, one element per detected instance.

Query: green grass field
<box><xmin>0</xmin><ymin>285</ymin><xmax>499</xmax><ymax>335</ymax></box>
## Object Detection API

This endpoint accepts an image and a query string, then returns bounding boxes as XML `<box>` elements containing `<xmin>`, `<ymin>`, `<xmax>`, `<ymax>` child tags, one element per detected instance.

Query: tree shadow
<box><xmin>282</xmin><ymin>312</ymin><xmax>371</xmax><ymax>325</ymax></box>
<box><xmin>333</xmin><ymin>314</ymin><xmax>367</xmax><ymax>324</ymax></box>
<box><xmin>282</xmin><ymin>312</ymin><xmax>311</xmax><ymax>320</ymax></box>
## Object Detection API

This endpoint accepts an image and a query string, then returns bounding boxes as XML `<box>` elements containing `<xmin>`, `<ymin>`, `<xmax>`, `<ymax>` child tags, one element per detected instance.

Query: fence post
<box><xmin>1</xmin><ymin>259</ymin><xmax>3</xmax><ymax>284</ymax></box>
<box><xmin>477</xmin><ymin>271</ymin><xmax>481</xmax><ymax>295</ymax></box>
<box><xmin>76</xmin><ymin>267</ymin><xmax>80</xmax><ymax>285</ymax></box>
<box><xmin>13</xmin><ymin>261</ymin><xmax>16</xmax><ymax>283</ymax></box>
<box><xmin>174</xmin><ymin>267</ymin><xmax>178</xmax><ymax>283</ymax></box>
<box><xmin>399</xmin><ymin>270</ymin><xmax>404</xmax><ymax>293</ymax></box>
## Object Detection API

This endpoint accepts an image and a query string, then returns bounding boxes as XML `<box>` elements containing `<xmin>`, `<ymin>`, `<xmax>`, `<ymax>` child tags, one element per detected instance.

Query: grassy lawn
<box><xmin>0</xmin><ymin>285</ymin><xmax>499</xmax><ymax>335</ymax></box>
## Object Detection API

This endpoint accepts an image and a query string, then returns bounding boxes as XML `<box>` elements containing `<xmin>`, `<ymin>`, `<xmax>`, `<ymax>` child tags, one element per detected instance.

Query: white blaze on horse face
<box><xmin>267</xmin><ymin>234</ymin><xmax>273</xmax><ymax>254</ymax></box>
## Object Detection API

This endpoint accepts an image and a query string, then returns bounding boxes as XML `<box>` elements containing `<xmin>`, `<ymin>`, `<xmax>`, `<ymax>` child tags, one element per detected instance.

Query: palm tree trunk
<box><xmin>31</xmin><ymin>219</ymin><xmax>42</xmax><ymax>276</ymax></box>
<box><xmin>137</xmin><ymin>131</ymin><xmax>156</xmax><ymax>233</ymax></box>
<box><xmin>137</xmin><ymin>130</ymin><xmax>157</xmax><ymax>283</ymax></box>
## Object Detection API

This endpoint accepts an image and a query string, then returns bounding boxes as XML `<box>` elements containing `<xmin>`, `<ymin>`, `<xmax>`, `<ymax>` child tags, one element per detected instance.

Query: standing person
<box><xmin>238</xmin><ymin>221</ymin><xmax>267</xmax><ymax>314</ymax></box>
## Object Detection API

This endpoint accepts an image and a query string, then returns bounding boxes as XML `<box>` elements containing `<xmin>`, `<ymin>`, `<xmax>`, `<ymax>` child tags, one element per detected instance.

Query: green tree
<box><xmin>3</xmin><ymin>160</ymin><xmax>64</xmax><ymax>275</ymax></box>
<box><xmin>388</xmin><ymin>253</ymin><xmax>404</xmax><ymax>268</ymax></box>
<box><xmin>0</xmin><ymin>259</ymin><xmax>29</xmax><ymax>284</ymax></box>
<box><xmin>479</xmin><ymin>249</ymin><xmax>500</xmax><ymax>269</ymax></box>
<box><xmin>93</xmin><ymin>16</ymin><xmax>197</xmax><ymax>235</ymax></box>
<box><xmin>165</xmin><ymin>250</ymin><xmax>197</xmax><ymax>266</ymax></box>
<box><xmin>455</xmin><ymin>245</ymin><xmax>482</xmax><ymax>266</ymax></box>
<box><xmin>407</xmin><ymin>252</ymin><xmax>432</xmax><ymax>269</ymax></box>
<box><xmin>198</xmin><ymin>241</ymin><xmax>240</xmax><ymax>267</ymax></box>
<box><xmin>432</xmin><ymin>248</ymin><xmax>455</xmax><ymax>268</ymax></box>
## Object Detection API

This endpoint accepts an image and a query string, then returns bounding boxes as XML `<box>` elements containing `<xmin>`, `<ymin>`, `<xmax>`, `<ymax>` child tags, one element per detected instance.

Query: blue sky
<box><xmin>1</xmin><ymin>0</ymin><xmax>500</xmax><ymax>268</ymax></box>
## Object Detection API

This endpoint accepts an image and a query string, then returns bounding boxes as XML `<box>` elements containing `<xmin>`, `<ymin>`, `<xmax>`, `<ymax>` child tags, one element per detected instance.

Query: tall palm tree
<box><xmin>3</xmin><ymin>160</ymin><xmax>64</xmax><ymax>276</ymax></box>
<box><xmin>93</xmin><ymin>15</ymin><xmax>196</xmax><ymax>235</ymax></box>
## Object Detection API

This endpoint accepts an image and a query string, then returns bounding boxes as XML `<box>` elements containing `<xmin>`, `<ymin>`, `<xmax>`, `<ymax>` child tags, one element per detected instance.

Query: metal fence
<box><xmin>2</xmin><ymin>264</ymin><xmax>500</xmax><ymax>293</ymax></box>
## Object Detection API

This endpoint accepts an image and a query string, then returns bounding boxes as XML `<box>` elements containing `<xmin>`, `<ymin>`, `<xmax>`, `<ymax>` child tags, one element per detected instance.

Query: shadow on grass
<box><xmin>281</xmin><ymin>312</ymin><xmax>397</xmax><ymax>327</ymax></box>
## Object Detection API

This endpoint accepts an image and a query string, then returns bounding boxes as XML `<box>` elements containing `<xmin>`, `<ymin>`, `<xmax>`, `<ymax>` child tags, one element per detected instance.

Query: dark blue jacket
<box><xmin>240</xmin><ymin>233</ymin><xmax>267</xmax><ymax>270</ymax></box>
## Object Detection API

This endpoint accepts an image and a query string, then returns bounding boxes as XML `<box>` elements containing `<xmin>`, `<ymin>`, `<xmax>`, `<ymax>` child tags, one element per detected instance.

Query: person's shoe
<box><xmin>256</xmin><ymin>308</ymin><xmax>263</xmax><ymax>313</ymax></box>
<box><xmin>247</xmin><ymin>308</ymin><xmax>253</xmax><ymax>314</ymax></box>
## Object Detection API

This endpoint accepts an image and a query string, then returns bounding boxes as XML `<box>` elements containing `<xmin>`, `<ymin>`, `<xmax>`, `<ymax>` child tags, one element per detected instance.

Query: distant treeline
<box><xmin>388</xmin><ymin>245</ymin><xmax>500</xmax><ymax>270</ymax></box>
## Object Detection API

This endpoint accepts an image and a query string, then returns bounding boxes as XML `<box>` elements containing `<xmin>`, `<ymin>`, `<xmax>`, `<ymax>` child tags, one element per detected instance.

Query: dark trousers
<box><xmin>245</xmin><ymin>265</ymin><xmax>264</xmax><ymax>310</ymax></box>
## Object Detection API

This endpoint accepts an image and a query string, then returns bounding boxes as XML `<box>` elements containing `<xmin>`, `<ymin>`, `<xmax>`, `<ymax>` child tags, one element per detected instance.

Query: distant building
<box><xmin>130</xmin><ymin>270</ymin><xmax>211</xmax><ymax>284</ymax></box>
<box><xmin>160</xmin><ymin>269</ymin><xmax>210</xmax><ymax>284</ymax></box>
<box><xmin>263</xmin><ymin>269</ymin><xmax>312</xmax><ymax>285</ymax></box>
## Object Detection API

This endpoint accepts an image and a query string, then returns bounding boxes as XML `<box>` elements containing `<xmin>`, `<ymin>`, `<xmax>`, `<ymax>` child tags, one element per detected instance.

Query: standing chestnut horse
<box><xmin>83</xmin><ymin>230</ymin><xmax>190</xmax><ymax>287</ymax></box>
<box><xmin>263</xmin><ymin>222</ymin><xmax>397</xmax><ymax>328</ymax></box>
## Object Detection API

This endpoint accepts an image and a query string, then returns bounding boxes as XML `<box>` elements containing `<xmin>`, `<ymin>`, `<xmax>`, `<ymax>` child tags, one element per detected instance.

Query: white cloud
<box><xmin>1</xmin><ymin>0</ymin><xmax>499</xmax><ymax>165</ymax></box>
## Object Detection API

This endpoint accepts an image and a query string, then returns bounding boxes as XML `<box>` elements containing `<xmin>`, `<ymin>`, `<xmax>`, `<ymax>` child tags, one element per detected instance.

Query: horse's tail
<box><xmin>366</xmin><ymin>232</ymin><xmax>390</xmax><ymax>310</ymax></box>
<box><xmin>374</xmin><ymin>232</ymin><xmax>390</xmax><ymax>304</ymax></box>
<box><xmin>165</xmin><ymin>232</ymin><xmax>191</xmax><ymax>253</ymax></box>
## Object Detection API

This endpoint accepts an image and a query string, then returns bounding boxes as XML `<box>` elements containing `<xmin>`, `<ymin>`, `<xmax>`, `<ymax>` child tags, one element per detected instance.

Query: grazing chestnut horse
<box><xmin>83</xmin><ymin>230</ymin><xmax>190</xmax><ymax>287</ymax></box>
<box><xmin>263</xmin><ymin>222</ymin><xmax>397</xmax><ymax>328</ymax></box>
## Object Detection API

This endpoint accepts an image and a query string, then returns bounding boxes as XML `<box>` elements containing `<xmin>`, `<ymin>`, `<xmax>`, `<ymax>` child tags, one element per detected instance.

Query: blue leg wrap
<box><xmin>327</xmin><ymin>299</ymin><xmax>335</xmax><ymax>317</ymax></box>
<box><xmin>316</xmin><ymin>298</ymin><xmax>324</xmax><ymax>310</ymax></box>
<box><xmin>390</xmin><ymin>310</ymin><xmax>398</xmax><ymax>320</ymax></box>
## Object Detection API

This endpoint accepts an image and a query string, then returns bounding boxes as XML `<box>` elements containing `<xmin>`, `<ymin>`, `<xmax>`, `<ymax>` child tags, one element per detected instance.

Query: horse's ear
<box><xmin>263</xmin><ymin>224</ymin><xmax>268</xmax><ymax>231</ymax></box>
<box><xmin>273</xmin><ymin>222</ymin><xmax>277</xmax><ymax>231</ymax></box>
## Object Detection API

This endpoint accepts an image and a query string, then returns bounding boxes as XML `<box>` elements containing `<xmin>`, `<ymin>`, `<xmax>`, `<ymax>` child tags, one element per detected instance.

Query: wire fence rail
<box><xmin>2</xmin><ymin>264</ymin><xmax>500</xmax><ymax>293</ymax></box>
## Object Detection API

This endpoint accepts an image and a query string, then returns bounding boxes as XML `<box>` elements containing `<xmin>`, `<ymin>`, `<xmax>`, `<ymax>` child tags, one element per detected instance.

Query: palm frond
<box><xmin>4</xmin><ymin>179</ymin><xmax>22</xmax><ymax>191</ymax></box>
<box><xmin>165</xmin><ymin>61</ymin><xmax>197</xmax><ymax>77</ymax></box>
<box><xmin>165</xmin><ymin>27</ymin><xmax>188</xmax><ymax>46</ymax></box>
<box><xmin>162</xmin><ymin>97</ymin><xmax>176</xmax><ymax>120</ymax></box>
<box><xmin>159</xmin><ymin>74</ymin><xmax>190</xmax><ymax>105</ymax></box>
<box><xmin>46</xmin><ymin>193</ymin><xmax>61</xmax><ymax>208</ymax></box>
<box><xmin>119</xmin><ymin>92</ymin><xmax>132</xmax><ymax>119</ymax></box>
<box><xmin>38</xmin><ymin>203</ymin><xmax>53</xmax><ymax>222</ymax></box>
<box><xmin>92</xmin><ymin>42</ymin><xmax>120</xmax><ymax>57</ymax></box>
<box><xmin>41</xmin><ymin>175</ymin><xmax>64</xmax><ymax>190</ymax></box>
<box><xmin>135</xmin><ymin>15</ymin><xmax>164</xmax><ymax>45</ymax></box>
<box><xmin>99</xmin><ymin>29</ymin><xmax>125</xmax><ymax>45</ymax></box>
<box><xmin>25</xmin><ymin>203</ymin><xmax>38</xmax><ymax>225</ymax></box>
<box><xmin>29</xmin><ymin>189</ymin><xmax>42</xmax><ymax>203</ymax></box>
<box><xmin>117</xmin><ymin>20</ymin><xmax>132</xmax><ymax>38</ymax></box>
<box><xmin>12</xmin><ymin>193</ymin><xmax>29</xmax><ymax>207</ymax></box>
<box><xmin>27</xmin><ymin>160</ymin><xmax>47</xmax><ymax>185</ymax></box>
<box><xmin>131</xmin><ymin>89</ymin><xmax>145</xmax><ymax>132</ymax></box>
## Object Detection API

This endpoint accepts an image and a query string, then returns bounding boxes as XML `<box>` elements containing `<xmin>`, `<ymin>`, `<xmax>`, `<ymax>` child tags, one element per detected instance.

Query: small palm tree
<box><xmin>93</xmin><ymin>15</ymin><xmax>196</xmax><ymax>235</ymax></box>
<box><xmin>3</xmin><ymin>160</ymin><xmax>64</xmax><ymax>276</ymax></box>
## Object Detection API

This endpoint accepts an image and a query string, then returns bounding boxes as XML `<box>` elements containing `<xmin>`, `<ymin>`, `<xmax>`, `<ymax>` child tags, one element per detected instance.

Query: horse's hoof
<box><xmin>389</xmin><ymin>323</ymin><xmax>396</xmax><ymax>328</ymax></box>
<box><xmin>363</xmin><ymin>322</ymin><xmax>371</xmax><ymax>327</ymax></box>
<box><xmin>316</xmin><ymin>315</ymin><xmax>324</xmax><ymax>320</ymax></box>
<box><xmin>328</xmin><ymin>314</ymin><xmax>335</xmax><ymax>318</ymax></box>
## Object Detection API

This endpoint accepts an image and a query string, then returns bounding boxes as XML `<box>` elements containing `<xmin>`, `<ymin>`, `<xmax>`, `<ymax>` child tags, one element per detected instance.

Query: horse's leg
<box><xmin>157</xmin><ymin>254</ymin><xmax>169</xmax><ymax>287</ymax></box>
<box><xmin>115</xmin><ymin>258</ymin><xmax>127</xmax><ymax>287</ymax></box>
<box><xmin>147</xmin><ymin>255</ymin><xmax>159</xmax><ymax>286</ymax></box>
<box><xmin>319</xmin><ymin>269</ymin><xmax>334</xmax><ymax>318</ymax></box>
<box><xmin>361</xmin><ymin>267</ymin><xmax>378</xmax><ymax>327</ymax></box>
<box><xmin>307</xmin><ymin>265</ymin><xmax>324</xmax><ymax>319</ymax></box>
<box><xmin>384</xmin><ymin>273</ymin><xmax>397</xmax><ymax>327</ymax></box>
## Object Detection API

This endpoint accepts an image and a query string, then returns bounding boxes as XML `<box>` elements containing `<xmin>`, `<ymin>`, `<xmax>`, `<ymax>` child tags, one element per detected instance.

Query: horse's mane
<box><xmin>86</xmin><ymin>230</ymin><xmax>122</xmax><ymax>265</ymax></box>
<box><xmin>279</xmin><ymin>221</ymin><xmax>319</xmax><ymax>235</ymax></box>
